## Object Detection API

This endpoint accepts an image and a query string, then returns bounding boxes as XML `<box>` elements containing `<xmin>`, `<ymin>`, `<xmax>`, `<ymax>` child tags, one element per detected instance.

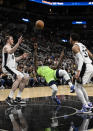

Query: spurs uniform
<box><xmin>2</xmin><ymin>45</ymin><xmax>24</xmax><ymax>78</ymax></box>
<box><xmin>74</xmin><ymin>43</ymin><xmax>93</xmax><ymax>84</ymax></box>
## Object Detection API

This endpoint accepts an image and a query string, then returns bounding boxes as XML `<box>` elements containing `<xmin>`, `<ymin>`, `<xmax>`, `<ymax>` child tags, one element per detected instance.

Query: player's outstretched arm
<box><xmin>34</xmin><ymin>43</ymin><xmax>38</xmax><ymax>76</ymax></box>
<box><xmin>54</xmin><ymin>48</ymin><xmax>64</xmax><ymax>69</ymax></box>
<box><xmin>15</xmin><ymin>53</ymin><xmax>29</xmax><ymax>62</ymax></box>
<box><xmin>9</xmin><ymin>36</ymin><xmax>23</xmax><ymax>54</ymax></box>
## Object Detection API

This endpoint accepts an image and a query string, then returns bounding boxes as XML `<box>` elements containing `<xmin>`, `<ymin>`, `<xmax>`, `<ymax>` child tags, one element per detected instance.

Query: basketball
<box><xmin>35</xmin><ymin>20</ymin><xmax>44</xmax><ymax>29</ymax></box>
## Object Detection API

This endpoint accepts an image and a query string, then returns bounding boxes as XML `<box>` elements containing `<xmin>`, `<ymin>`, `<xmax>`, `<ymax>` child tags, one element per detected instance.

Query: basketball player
<box><xmin>34</xmin><ymin>43</ymin><xmax>75</xmax><ymax>105</ymax></box>
<box><xmin>2</xmin><ymin>35</ymin><xmax>29</xmax><ymax>105</ymax></box>
<box><xmin>70</xmin><ymin>33</ymin><xmax>93</xmax><ymax>113</ymax></box>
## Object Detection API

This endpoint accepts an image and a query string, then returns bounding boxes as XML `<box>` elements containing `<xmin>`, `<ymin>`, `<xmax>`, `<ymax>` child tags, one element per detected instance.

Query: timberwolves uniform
<box><xmin>2</xmin><ymin>45</ymin><xmax>24</xmax><ymax>78</ymax></box>
<box><xmin>37</xmin><ymin>66</ymin><xmax>57</xmax><ymax>84</ymax></box>
<box><xmin>74</xmin><ymin>42</ymin><xmax>93</xmax><ymax>84</ymax></box>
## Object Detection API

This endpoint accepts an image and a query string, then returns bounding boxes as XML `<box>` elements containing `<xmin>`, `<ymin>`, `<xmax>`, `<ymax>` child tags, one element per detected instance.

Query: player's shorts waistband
<box><xmin>48</xmin><ymin>80</ymin><xmax>56</xmax><ymax>86</ymax></box>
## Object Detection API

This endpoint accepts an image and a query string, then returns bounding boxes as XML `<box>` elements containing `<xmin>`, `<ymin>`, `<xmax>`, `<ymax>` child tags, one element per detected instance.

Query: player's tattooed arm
<box><xmin>34</xmin><ymin>43</ymin><xmax>38</xmax><ymax>77</ymax></box>
<box><xmin>15</xmin><ymin>53</ymin><xmax>29</xmax><ymax>62</ymax></box>
<box><xmin>54</xmin><ymin>49</ymin><xmax>64</xmax><ymax>69</ymax></box>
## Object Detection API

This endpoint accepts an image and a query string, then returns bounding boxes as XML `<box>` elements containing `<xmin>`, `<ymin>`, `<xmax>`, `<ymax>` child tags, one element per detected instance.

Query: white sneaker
<box><xmin>0</xmin><ymin>85</ymin><xmax>5</xmax><ymax>89</ymax></box>
<box><xmin>78</xmin><ymin>104</ymin><xmax>92</xmax><ymax>114</ymax></box>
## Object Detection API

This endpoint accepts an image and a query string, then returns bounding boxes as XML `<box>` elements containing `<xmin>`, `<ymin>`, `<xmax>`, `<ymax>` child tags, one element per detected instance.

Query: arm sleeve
<box><xmin>76</xmin><ymin>52</ymin><xmax>84</xmax><ymax>71</ymax></box>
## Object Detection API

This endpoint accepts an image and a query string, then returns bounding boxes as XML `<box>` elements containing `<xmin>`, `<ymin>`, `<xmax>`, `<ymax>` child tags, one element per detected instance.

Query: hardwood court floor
<box><xmin>0</xmin><ymin>84</ymin><xmax>93</xmax><ymax>101</ymax></box>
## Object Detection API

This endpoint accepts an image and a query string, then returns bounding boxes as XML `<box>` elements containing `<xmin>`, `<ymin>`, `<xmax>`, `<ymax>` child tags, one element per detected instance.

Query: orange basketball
<box><xmin>35</xmin><ymin>20</ymin><xmax>44</xmax><ymax>29</ymax></box>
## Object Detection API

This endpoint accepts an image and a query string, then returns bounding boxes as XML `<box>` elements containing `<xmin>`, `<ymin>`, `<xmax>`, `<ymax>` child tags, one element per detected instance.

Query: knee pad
<box><xmin>58</xmin><ymin>69</ymin><xmax>68</xmax><ymax>77</ymax></box>
<box><xmin>50</xmin><ymin>84</ymin><xmax>58</xmax><ymax>92</ymax></box>
<box><xmin>58</xmin><ymin>69</ymin><xmax>70</xmax><ymax>81</ymax></box>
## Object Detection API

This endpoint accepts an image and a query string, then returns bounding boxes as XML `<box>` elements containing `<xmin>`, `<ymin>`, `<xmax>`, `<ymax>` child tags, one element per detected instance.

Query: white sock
<box><xmin>81</xmin><ymin>86</ymin><xmax>90</xmax><ymax>103</ymax></box>
<box><xmin>17</xmin><ymin>90</ymin><xmax>22</xmax><ymax>98</ymax></box>
<box><xmin>50</xmin><ymin>84</ymin><xmax>58</xmax><ymax>99</ymax></box>
<box><xmin>68</xmin><ymin>82</ymin><xmax>73</xmax><ymax>88</ymax></box>
<box><xmin>9</xmin><ymin>90</ymin><xmax>14</xmax><ymax>98</ymax></box>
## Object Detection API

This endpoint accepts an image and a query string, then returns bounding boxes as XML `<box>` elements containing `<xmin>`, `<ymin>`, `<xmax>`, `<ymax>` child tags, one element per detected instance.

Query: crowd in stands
<box><xmin>0</xmin><ymin>22</ymin><xmax>92</xmax><ymax>89</ymax></box>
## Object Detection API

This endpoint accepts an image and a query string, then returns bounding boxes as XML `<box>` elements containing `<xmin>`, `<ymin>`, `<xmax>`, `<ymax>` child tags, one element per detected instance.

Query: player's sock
<box><xmin>16</xmin><ymin>90</ymin><xmax>22</xmax><ymax>98</ymax></box>
<box><xmin>68</xmin><ymin>81</ymin><xmax>73</xmax><ymax>87</ymax></box>
<box><xmin>68</xmin><ymin>81</ymin><xmax>75</xmax><ymax>93</ymax></box>
<box><xmin>50</xmin><ymin>84</ymin><xmax>58</xmax><ymax>98</ymax></box>
<box><xmin>9</xmin><ymin>90</ymin><xmax>14</xmax><ymax>98</ymax></box>
<box><xmin>75</xmin><ymin>83</ymin><xmax>88</xmax><ymax>105</ymax></box>
<box><xmin>81</xmin><ymin>86</ymin><xmax>90</xmax><ymax>103</ymax></box>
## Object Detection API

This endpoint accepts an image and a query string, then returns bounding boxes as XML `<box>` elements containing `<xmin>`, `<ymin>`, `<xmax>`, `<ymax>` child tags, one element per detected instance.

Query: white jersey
<box><xmin>2</xmin><ymin>45</ymin><xmax>24</xmax><ymax>78</ymax></box>
<box><xmin>74</xmin><ymin>42</ymin><xmax>93</xmax><ymax>84</ymax></box>
<box><xmin>74</xmin><ymin>42</ymin><xmax>92</xmax><ymax>65</ymax></box>
<box><xmin>2</xmin><ymin>46</ymin><xmax>16</xmax><ymax>69</ymax></box>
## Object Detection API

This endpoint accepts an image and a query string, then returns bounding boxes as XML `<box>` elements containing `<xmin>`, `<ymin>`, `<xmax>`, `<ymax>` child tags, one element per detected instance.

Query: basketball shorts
<box><xmin>2</xmin><ymin>66</ymin><xmax>24</xmax><ymax>79</ymax></box>
<box><xmin>77</xmin><ymin>63</ymin><xmax>93</xmax><ymax>85</ymax></box>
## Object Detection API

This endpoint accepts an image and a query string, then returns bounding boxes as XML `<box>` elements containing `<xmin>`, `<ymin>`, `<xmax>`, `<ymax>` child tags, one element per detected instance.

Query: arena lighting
<box><xmin>72</xmin><ymin>21</ymin><xmax>86</xmax><ymax>24</ymax></box>
<box><xmin>62</xmin><ymin>39</ymin><xmax>68</xmax><ymax>42</ymax></box>
<box><xmin>22</xmin><ymin>18</ymin><xmax>30</xmax><ymax>22</ymax></box>
<box><xmin>29</xmin><ymin>0</ymin><xmax>93</xmax><ymax>6</ymax></box>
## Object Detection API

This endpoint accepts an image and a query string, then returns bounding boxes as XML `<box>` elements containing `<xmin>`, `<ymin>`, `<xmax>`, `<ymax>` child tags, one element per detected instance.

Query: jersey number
<box><xmin>82</xmin><ymin>49</ymin><xmax>88</xmax><ymax>57</ymax></box>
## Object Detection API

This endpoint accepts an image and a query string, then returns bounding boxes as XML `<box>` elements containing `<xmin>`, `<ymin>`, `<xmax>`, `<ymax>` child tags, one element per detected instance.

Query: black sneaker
<box><xmin>14</xmin><ymin>97</ymin><xmax>26</xmax><ymax>104</ymax></box>
<box><xmin>6</xmin><ymin>97</ymin><xmax>14</xmax><ymax>106</ymax></box>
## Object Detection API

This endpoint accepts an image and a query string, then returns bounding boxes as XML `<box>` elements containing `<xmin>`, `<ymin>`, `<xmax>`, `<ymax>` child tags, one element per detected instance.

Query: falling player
<box><xmin>33</xmin><ymin>43</ymin><xmax>75</xmax><ymax>105</ymax></box>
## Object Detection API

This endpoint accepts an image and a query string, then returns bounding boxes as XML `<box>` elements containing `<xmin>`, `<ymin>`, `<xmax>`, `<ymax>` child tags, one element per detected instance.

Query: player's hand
<box><xmin>75</xmin><ymin>70</ymin><xmax>80</xmax><ymax>80</ymax></box>
<box><xmin>18</xmin><ymin>36</ymin><xmax>23</xmax><ymax>44</ymax></box>
<box><xmin>34</xmin><ymin>43</ymin><xmax>38</xmax><ymax>49</ymax></box>
<box><xmin>22</xmin><ymin>53</ymin><xmax>29</xmax><ymax>59</ymax></box>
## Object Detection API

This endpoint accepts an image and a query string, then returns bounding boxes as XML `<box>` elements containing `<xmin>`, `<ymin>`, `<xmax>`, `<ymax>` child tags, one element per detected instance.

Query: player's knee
<box><xmin>17</xmin><ymin>75</ymin><xmax>23</xmax><ymax>82</ymax></box>
<box><xmin>58</xmin><ymin>69</ymin><xmax>67</xmax><ymax>77</ymax></box>
<box><xmin>24</xmin><ymin>76</ymin><xmax>29</xmax><ymax>81</ymax></box>
<box><xmin>22</xmin><ymin>76</ymin><xmax>28</xmax><ymax>83</ymax></box>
